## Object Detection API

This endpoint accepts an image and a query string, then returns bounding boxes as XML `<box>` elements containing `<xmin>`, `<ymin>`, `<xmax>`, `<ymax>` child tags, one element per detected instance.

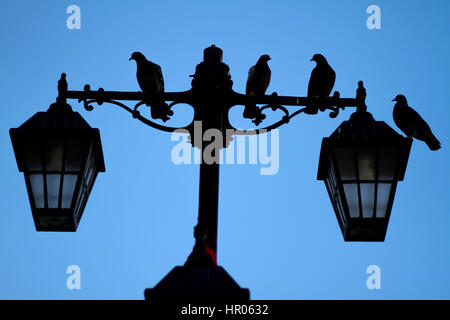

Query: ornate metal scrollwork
<box><xmin>225</xmin><ymin>85</ymin><xmax>361</xmax><ymax>135</ymax></box>
<box><xmin>74</xmin><ymin>84</ymin><xmax>194</xmax><ymax>133</ymax></box>
<box><xmin>58</xmin><ymin>68</ymin><xmax>366</xmax><ymax>138</ymax></box>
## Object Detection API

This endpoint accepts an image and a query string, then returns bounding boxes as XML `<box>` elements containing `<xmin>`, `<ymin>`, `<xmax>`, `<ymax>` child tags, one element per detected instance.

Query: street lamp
<box><xmin>317</xmin><ymin>106</ymin><xmax>412</xmax><ymax>241</ymax></box>
<box><xmin>10</xmin><ymin>45</ymin><xmax>411</xmax><ymax>300</ymax></box>
<box><xmin>10</xmin><ymin>98</ymin><xmax>105</xmax><ymax>231</ymax></box>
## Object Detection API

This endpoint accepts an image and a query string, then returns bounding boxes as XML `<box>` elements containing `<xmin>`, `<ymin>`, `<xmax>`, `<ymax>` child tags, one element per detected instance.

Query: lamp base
<box><xmin>144</xmin><ymin>265</ymin><xmax>250</xmax><ymax>302</ymax></box>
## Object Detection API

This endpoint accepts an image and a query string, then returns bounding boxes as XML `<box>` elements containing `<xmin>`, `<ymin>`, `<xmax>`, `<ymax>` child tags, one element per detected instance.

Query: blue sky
<box><xmin>1</xmin><ymin>0</ymin><xmax>450</xmax><ymax>299</ymax></box>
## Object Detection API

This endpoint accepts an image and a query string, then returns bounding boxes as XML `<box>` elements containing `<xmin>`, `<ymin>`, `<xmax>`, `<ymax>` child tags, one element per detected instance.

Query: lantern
<box><xmin>10</xmin><ymin>102</ymin><xmax>105</xmax><ymax>231</ymax></box>
<box><xmin>317</xmin><ymin>111</ymin><xmax>411</xmax><ymax>241</ymax></box>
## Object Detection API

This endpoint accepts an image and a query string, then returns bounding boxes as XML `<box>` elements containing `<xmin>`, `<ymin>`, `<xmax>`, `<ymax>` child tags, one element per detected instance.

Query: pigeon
<box><xmin>246</xmin><ymin>54</ymin><xmax>271</xmax><ymax>97</ymax></box>
<box><xmin>58</xmin><ymin>73</ymin><xmax>68</xmax><ymax>93</ymax></box>
<box><xmin>355</xmin><ymin>80</ymin><xmax>367</xmax><ymax>112</ymax></box>
<box><xmin>244</xmin><ymin>54</ymin><xmax>271</xmax><ymax>124</ymax></box>
<box><xmin>356</xmin><ymin>80</ymin><xmax>366</xmax><ymax>103</ymax></box>
<box><xmin>56</xmin><ymin>73</ymin><xmax>68</xmax><ymax>104</ymax></box>
<box><xmin>129</xmin><ymin>52</ymin><xmax>173</xmax><ymax>122</ymax></box>
<box><xmin>392</xmin><ymin>94</ymin><xmax>441</xmax><ymax>151</ymax></box>
<box><xmin>306</xmin><ymin>54</ymin><xmax>336</xmax><ymax>114</ymax></box>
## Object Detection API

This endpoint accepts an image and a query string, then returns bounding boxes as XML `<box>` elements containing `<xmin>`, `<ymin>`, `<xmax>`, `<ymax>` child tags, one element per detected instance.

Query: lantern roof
<box><xmin>318</xmin><ymin>111</ymin><xmax>411</xmax><ymax>182</ymax></box>
<box><xmin>329</xmin><ymin>111</ymin><xmax>403</xmax><ymax>140</ymax></box>
<box><xmin>11</xmin><ymin>102</ymin><xmax>105</xmax><ymax>173</ymax></box>
<box><xmin>17</xmin><ymin>102</ymin><xmax>91</xmax><ymax>130</ymax></box>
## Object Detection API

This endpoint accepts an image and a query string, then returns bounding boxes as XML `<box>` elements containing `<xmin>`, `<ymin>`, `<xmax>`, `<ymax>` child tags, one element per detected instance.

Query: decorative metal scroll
<box><xmin>56</xmin><ymin>72</ymin><xmax>367</xmax><ymax>137</ymax></box>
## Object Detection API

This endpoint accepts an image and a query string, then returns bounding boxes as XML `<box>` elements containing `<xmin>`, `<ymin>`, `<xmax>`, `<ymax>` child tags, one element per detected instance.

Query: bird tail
<box><xmin>305</xmin><ymin>98</ymin><xmax>319</xmax><ymax>115</ymax></box>
<box><xmin>243</xmin><ymin>102</ymin><xmax>258</xmax><ymax>119</ymax></box>
<box><xmin>426</xmin><ymin>133</ymin><xmax>441</xmax><ymax>151</ymax></box>
<box><xmin>150</xmin><ymin>99</ymin><xmax>173</xmax><ymax>122</ymax></box>
<box><xmin>304</xmin><ymin>104</ymin><xmax>319</xmax><ymax>115</ymax></box>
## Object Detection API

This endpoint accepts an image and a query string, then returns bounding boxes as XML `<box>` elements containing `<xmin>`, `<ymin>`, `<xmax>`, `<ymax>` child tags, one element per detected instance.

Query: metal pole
<box><xmin>185</xmin><ymin>137</ymin><xmax>221</xmax><ymax>266</ymax></box>
<box><xmin>198</xmin><ymin>152</ymin><xmax>220</xmax><ymax>256</ymax></box>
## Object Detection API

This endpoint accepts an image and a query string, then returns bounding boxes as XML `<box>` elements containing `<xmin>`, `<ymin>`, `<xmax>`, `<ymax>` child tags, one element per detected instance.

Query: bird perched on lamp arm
<box><xmin>129</xmin><ymin>51</ymin><xmax>173</xmax><ymax>122</ymax></box>
<box><xmin>392</xmin><ymin>94</ymin><xmax>441</xmax><ymax>151</ymax></box>
<box><xmin>244</xmin><ymin>54</ymin><xmax>272</xmax><ymax>125</ymax></box>
<box><xmin>306</xmin><ymin>53</ymin><xmax>336</xmax><ymax>115</ymax></box>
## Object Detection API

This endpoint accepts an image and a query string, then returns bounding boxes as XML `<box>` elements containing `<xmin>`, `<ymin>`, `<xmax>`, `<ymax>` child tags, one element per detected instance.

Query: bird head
<box><xmin>257</xmin><ymin>54</ymin><xmax>271</xmax><ymax>64</ymax></box>
<box><xmin>129</xmin><ymin>52</ymin><xmax>146</xmax><ymax>62</ymax></box>
<box><xmin>310</xmin><ymin>54</ymin><xmax>327</xmax><ymax>64</ymax></box>
<box><xmin>392</xmin><ymin>94</ymin><xmax>407</xmax><ymax>104</ymax></box>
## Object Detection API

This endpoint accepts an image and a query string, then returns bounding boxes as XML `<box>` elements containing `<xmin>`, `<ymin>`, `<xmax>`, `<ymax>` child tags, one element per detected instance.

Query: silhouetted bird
<box><xmin>356</xmin><ymin>80</ymin><xmax>368</xmax><ymax>112</ymax></box>
<box><xmin>129</xmin><ymin>52</ymin><xmax>173</xmax><ymax>122</ymax></box>
<box><xmin>356</xmin><ymin>80</ymin><xmax>366</xmax><ymax>102</ymax></box>
<box><xmin>393</xmin><ymin>94</ymin><xmax>441</xmax><ymax>151</ymax></box>
<box><xmin>58</xmin><ymin>73</ymin><xmax>68</xmax><ymax>93</ymax></box>
<box><xmin>244</xmin><ymin>54</ymin><xmax>271</xmax><ymax>124</ymax></box>
<box><xmin>306</xmin><ymin>54</ymin><xmax>335</xmax><ymax>114</ymax></box>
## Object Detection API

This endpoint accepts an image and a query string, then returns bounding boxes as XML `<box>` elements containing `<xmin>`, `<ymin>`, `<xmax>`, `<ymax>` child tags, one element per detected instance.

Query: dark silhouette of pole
<box><xmin>197</xmin><ymin>156</ymin><xmax>220</xmax><ymax>261</ymax></box>
<box><xmin>184</xmin><ymin>45</ymin><xmax>231</xmax><ymax>266</ymax></box>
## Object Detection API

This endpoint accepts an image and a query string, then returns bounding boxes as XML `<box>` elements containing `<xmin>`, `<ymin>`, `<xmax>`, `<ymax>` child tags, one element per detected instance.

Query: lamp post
<box><xmin>10</xmin><ymin>45</ymin><xmax>411</xmax><ymax>300</ymax></box>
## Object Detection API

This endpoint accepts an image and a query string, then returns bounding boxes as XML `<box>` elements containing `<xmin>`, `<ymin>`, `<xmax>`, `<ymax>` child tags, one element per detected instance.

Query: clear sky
<box><xmin>1</xmin><ymin>0</ymin><xmax>450</xmax><ymax>299</ymax></box>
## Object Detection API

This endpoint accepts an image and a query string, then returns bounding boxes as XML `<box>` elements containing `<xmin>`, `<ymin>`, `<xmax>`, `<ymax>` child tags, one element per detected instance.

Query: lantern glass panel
<box><xmin>326</xmin><ymin>178</ymin><xmax>347</xmax><ymax>228</ymax></box>
<box><xmin>376</xmin><ymin>183</ymin><xmax>392</xmax><ymax>218</ymax></box>
<box><xmin>61</xmin><ymin>174</ymin><xmax>78</xmax><ymax>208</ymax></box>
<box><xmin>46</xmin><ymin>174</ymin><xmax>61</xmax><ymax>208</ymax></box>
<box><xmin>357</xmin><ymin>147</ymin><xmax>376</xmax><ymax>180</ymax></box>
<box><xmin>334</xmin><ymin>147</ymin><xmax>356</xmax><ymax>180</ymax></box>
<box><xmin>327</xmin><ymin>159</ymin><xmax>347</xmax><ymax>227</ymax></box>
<box><xmin>45</xmin><ymin>138</ymin><xmax>64</xmax><ymax>171</ymax></box>
<box><xmin>360</xmin><ymin>183</ymin><xmax>375</xmax><ymax>218</ymax></box>
<box><xmin>328</xmin><ymin>158</ymin><xmax>338</xmax><ymax>188</ymax></box>
<box><xmin>343</xmin><ymin>183</ymin><xmax>359</xmax><ymax>218</ymax></box>
<box><xmin>378</xmin><ymin>147</ymin><xmax>398</xmax><ymax>180</ymax></box>
<box><xmin>29</xmin><ymin>174</ymin><xmax>45</xmax><ymax>208</ymax></box>
<box><xmin>85</xmin><ymin>157</ymin><xmax>96</xmax><ymax>187</ymax></box>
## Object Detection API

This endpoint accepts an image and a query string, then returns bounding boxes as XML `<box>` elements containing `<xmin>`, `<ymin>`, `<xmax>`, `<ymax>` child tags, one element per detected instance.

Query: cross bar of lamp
<box><xmin>62</xmin><ymin>89</ymin><xmax>362</xmax><ymax>109</ymax></box>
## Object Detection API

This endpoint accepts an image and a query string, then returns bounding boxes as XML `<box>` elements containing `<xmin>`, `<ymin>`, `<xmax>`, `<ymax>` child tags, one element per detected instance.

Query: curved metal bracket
<box><xmin>59</xmin><ymin>71</ymin><xmax>366</xmax><ymax>138</ymax></box>
<box><xmin>225</xmin><ymin>83</ymin><xmax>365</xmax><ymax>135</ymax></box>
<box><xmin>77</xmin><ymin>85</ymin><xmax>194</xmax><ymax>133</ymax></box>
